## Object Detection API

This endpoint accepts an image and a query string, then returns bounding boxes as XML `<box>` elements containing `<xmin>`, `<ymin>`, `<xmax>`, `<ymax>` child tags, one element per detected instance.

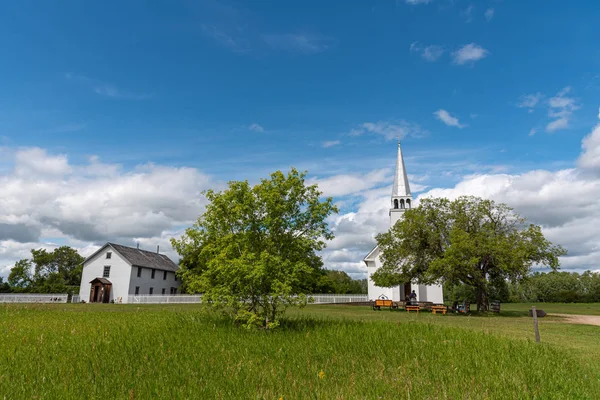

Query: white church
<box><xmin>363</xmin><ymin>143</ymin><xmax>444</xmax><ymax>304</ymax></box>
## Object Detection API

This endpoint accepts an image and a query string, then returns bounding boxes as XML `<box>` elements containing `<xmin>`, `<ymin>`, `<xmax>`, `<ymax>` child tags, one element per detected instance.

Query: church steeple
<box><xmin>390</xmin><ymin>142</ymin><xmax>413</xmax><ymax>226</ymax></box>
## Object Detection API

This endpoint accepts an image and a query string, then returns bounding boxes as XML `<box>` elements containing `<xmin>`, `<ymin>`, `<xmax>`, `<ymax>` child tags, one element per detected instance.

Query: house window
<box><xmin>163</xmin><ymin>271</ymin><xmax>167</xmax><ymax>280</ymax></box>
<box><xmin>135</xmin><ymin>286</ymin><xmax>140</xmax><ymax>295</ymax></box>
<box><xmin>170</xmin><ymin>287</ymin><xmax>177</xmax><ymax>295</ymax></box>
<box><xmin>103</xmin><ymin>266</ymin><xmax>110</xmax><ymax>278</ymax></box>
<box><xmin>137</xmin><ymin>267</ymin><xmax>142</xmax><ymax>278</ymax></box>
<box><xmin>162</xmin><ymin>288</ymin><xmax>166</xmax><ymax>295</ymax></box>
<box><xmin>149</xmin><ymin>287</ymin><xmax>154</xmax><ymax>295</ymax></box>
<box><xmin>106</xmin><ymin>252</ymin><xmax>112</xmax><ymax>259</ymax></box>
<box><xmin>151</xmin><ymin>269</ymin><xmax>156</xmax><ymax>279</ymax></box>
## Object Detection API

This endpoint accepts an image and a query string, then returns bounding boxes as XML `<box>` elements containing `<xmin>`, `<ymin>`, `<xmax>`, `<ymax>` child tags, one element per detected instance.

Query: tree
<box><xmin>372</xmin><ymin>196</ymin><xmax>566</xmax><ymax>311</ymax></box>
<box><xmin>7</xmin><ymin>246</ymin><xmax>84</xmax><ymax>293</ymax></box>
<box><xmin>171</xmin><ymin>168</ymin><xmax>338</xmax><ymax>328</ymax></box>
<box><xmin>0</xmin><ymin>277</ymin><xmax>11</xmax><ymax>293</ymax></box>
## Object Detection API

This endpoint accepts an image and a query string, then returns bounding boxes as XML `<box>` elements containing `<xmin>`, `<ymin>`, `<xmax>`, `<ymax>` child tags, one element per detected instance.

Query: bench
<box><xmin>406</xmin><ymin>305</ymin><xmax>420</xmax><ymax>313</ymax></box>
<box><xmin>372</xmin><ymin>299</ymin><xmax>398</xmax><ymax>311</ymax></box>
<box><xmin>431</xmin><ymin>305</ymin><xmax>447</xmax><ymax>315</ymax></box>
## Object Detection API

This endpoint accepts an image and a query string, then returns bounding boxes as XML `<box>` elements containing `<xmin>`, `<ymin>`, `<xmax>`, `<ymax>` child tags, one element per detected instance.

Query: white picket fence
<box><xmin>0</xmin><ymin>293</ymin><xmax>69</xmax><ymax>303</ymax></box>
<box><xmin>127</xmin><ymin>294</ymin><xmax>204</xmax><ymax>304</ymax></box>
<box><xmin>69</xmin><ymin>293</ymin><xmax>368</xmax><ymax>304</ymax></box>
<box><xmin>125</xmin><ymin>294</ymin><xmax>368</xmax><ymax>304</ymax></box>
<box><xmin>308</xmin><ymin>294</ymin><xmax>369</xmax><ymax>304</ymax></box>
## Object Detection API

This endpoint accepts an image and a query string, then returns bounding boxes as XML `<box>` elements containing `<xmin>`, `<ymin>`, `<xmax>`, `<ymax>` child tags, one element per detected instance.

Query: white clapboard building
<box><xmin>363</xmin><ymin>143</ymin><xmax>444</xmax><ymax>304</ymax></box>
<box><xmin>79</xmin><ymin>243</ymin><xmax>181</xmax><ymax>303</ymax></box>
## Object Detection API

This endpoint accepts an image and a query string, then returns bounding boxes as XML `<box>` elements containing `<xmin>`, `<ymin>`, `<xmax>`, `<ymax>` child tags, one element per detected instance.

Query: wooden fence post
<box><xmin>532</xmin><ymin>306</ymin><xmax>541</xmax><ymax>343</ymax></box>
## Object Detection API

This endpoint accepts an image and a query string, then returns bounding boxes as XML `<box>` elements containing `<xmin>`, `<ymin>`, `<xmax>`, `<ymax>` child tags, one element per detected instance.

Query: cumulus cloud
<box><xmin>434</xmin><ymin>109</ymin><xmax>466</xmax><ymax>128</ymax></box>
<box><xmin>452</xmin><ymin>43</ymin><xmax>489</xmax><ymax>65</ymax></box>
<box><xmin>0</xmin><ymin>147</ymin><xmax>218</xmax><ymax>277</ymax></box>
<box><xmin>578</xmin><ymin>123</ymin><xmax>600</xmax><ymax>171</ymax></box>
<box><xmin>484</xmin><ymin>8</ymin><xmax>495</xmax><ymax>21</ymax></box>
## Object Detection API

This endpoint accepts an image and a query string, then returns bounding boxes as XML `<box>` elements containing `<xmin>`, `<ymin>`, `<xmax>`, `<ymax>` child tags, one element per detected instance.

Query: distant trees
<box><xmin>7</xmin><ymin>246</ymin><xmax>84</xmax><ymax>294</ymax></box>
<box><xmin>373</xmin><ymin>196</ymin><xmax>566</xmax><ymax>311</ymax></box>
<box><xmin>444</xmin><ymin>270</ymin><xmax>600</xmax><ymax>303</ymax></box>
<box><xmin>314</xmin><ymin>270</ymin><xmax>367</xmax><ymax>294</ymax></box>
<box><xmin>172</xmin><ymin>168</ymin><xmax>338</xmax><ymax>329</ymax></box>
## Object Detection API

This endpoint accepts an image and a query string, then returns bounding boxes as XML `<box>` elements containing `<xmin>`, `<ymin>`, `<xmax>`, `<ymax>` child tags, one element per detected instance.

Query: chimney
<box><xmin>157</xmin><ymin>245</ymin><xmax>160</xmax><ymax>254</ymax></box>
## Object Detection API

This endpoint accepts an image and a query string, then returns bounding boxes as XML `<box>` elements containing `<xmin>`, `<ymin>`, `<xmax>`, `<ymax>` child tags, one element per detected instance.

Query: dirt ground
<box><xmin>551</xmin><ymin>313</ymin><xmax>600</xmax><ymax>327</ymax></box>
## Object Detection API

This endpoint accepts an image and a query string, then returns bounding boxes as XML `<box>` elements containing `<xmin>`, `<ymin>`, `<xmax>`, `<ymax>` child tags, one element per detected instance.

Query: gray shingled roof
<box><xmin>108</xmin><ymin>243</ymin><xmax>179</xmax><ymax>272</ymax></box>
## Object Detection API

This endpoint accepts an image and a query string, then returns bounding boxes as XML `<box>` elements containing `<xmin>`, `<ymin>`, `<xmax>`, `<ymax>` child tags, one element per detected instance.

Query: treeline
<box><xmin>2</xmin><ymin>247</ymin><xmax>84</xmax><ymax>295</ymax></box>
<box><xmin>311</xmin><ymin>270</ymin><xmax>367</xmax><ymax>294</ymax></box>
<box><xmin>444</xmin><ymin>270</ymin><xmax>600</xmax><ymax>303</ymax></box>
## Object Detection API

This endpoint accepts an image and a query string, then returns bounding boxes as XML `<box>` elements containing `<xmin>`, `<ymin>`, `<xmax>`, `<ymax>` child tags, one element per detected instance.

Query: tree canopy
<box><xmin>171</xmin><ymin>168</ymin><xmax>338</xmax><ymax>328</ymax></box>
<box><xmin>373</xmin><ymin>196</ymin><xmax>566</xmax><ymax>311</ymax></box>
<box><xmin>7</xmin><ymin>246</ymin><xmax>84</xmax><ymax>294</ymax></box>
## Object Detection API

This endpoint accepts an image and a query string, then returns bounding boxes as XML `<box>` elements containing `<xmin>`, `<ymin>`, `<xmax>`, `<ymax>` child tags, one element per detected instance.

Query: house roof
<box><xmin>85</xmin><ymin>242</ymin><xmax>179</xmax><ymax>272</ymax></box>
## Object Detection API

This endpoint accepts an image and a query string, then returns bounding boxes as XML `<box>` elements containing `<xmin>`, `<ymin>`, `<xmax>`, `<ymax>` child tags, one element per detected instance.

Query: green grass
<box><xmin>500</xmin><ymin>302</ymin><xmax>600</xmax><ymax>315</ymax></box>
<box><xmin>0</xmin><ymin>304</ymin><xmax>598</xmax><ymax>399</ymax></box>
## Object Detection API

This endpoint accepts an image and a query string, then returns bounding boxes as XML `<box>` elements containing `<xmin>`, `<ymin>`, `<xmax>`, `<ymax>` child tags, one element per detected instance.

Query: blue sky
<box><xmin>1</xmin><ymin>0</ymin><xmax>600</xmax><ymax>277</ymax></box>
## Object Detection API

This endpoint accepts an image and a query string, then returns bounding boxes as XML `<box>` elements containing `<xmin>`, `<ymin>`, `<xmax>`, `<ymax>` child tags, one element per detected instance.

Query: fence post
<box><xmin>532</xmin><ymin>306</ymin><xmax>541</xmax><ymax>343</ymax></box>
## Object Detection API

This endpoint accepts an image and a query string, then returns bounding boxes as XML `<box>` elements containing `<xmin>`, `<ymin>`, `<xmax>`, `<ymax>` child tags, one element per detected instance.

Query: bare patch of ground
<box><xmin>551</xmin><ymin>313</ymin><xmax>600</xmax><ymax>327</ymax></box>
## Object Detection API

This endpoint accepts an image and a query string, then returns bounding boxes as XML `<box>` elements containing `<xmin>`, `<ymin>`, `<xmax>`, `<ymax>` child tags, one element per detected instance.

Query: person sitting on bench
<box><xmin>409</xmin><ymin>290</ymin><xmax>417</xmax><ymax>305</ymax></box>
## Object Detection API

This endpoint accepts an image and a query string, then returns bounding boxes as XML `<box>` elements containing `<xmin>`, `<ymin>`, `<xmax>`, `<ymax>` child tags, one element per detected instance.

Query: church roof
<box><xmin>392</xmin><ymin>142</ymin><xmax>411</xmax><ymax>197</ymax></box>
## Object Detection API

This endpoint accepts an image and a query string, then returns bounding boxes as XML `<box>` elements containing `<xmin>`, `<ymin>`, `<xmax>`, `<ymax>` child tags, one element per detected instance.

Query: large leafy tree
<box><xmin>7</xmin><ymin>246</ymin><xmax>84</xmax><ymax>293</ymax></box>
<box><xmin>373</xmin><ymin>196</ymin><xmax>566</xmax><ymax>311</ymax></box>
<box><xmin>171</xmin><ymin>168</ymin><xmax>338</xmax><ymax>328</ymax></box>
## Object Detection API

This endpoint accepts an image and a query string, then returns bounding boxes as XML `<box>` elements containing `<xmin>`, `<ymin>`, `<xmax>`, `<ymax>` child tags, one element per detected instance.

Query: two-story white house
<box><xmin>79</xmin><ymin>243</ymin><xmax>181</xmax><ymax>303</ymax></box>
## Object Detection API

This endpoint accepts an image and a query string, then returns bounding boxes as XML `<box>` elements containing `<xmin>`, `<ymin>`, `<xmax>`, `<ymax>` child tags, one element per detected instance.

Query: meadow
<box><xmin>0</xmin><ymin>303</ymin><xmax>598</xmax><ymax>399</ymax></box>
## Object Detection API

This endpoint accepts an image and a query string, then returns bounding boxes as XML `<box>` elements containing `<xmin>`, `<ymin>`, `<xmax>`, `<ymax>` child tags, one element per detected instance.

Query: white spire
<box><xmin>392</xmin><ymin>142</ymin><xmax>411</xmax><ymax>197</ymax></box>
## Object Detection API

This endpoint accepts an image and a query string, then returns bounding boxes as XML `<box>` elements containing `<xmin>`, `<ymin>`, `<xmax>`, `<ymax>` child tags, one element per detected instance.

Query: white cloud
<box><xmin>546</xmin><ymin>87</ymin><xmax>579</xmax><ymax>132</ymax></box>
<box><xmin>452</xmin><ymin>43</ymin><xmax>489</xmax><ymax>65</ymax></box>
<box><xmin>484</xmin><ymin>8</ymin><xmax>495</xmax><ymax>21</ymax></box>
<box><xmin>0</xmin><ymin>147</ymin><xmax>219</xmax><ymax>277</ymax></box>
<box><xmin>578</xmin><ymin>123</ymin><xmax>600</xmax><ymax>171</ymax></box>
<box><xmin>350</xmin><ymin>120</ymin><xmax>427</xmax><ymax>141</ymax></box>
<box><xmin>405</xmin><ymin>0</ymin><xmax>432</xmax><ymax>4</ymax></box>
<box><xmin>14</xmin><ymin>148</ymin><xmax>72</xmax><ymax>177</ymax></box>
<box><xmin>434</xmin><ymin>109</ymin><xmax>467</xmax><ymax>128</ymax></box>
<box><xmin>322</xmin><ymin>140</ymin><xmax>341</xmax><ymax>148</ymax></box>
<box><xmin>263</xmin><ymin>33</ymin><xmax>336</xmax><ymax>54</ymax></box>
<box><xmin>529</xmin><ymin>128</ymin><xmax>537</xmax><ymax>136</ymax></box>
<box><xmin>249</xmin><ymin>123</ymin><xmax>264</xmax><ymax>132</ymax></box>
<box><xmin>517</xmin><ymin>93</ymin><xmax>544</xmax><ymax>112</ymax></box>
<box><xmin>410</xmin><ymin>42</ymin><xmax>445</xmax><ymax>62</ymax></box>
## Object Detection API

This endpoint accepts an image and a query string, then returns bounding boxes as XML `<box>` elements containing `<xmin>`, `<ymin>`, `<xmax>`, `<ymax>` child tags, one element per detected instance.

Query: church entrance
<box><xmin>89</xmin><ymin>278</ymin><xmax>112</xmax><ymax>303</ymax></box>
<box><xmin>403</xmin><ymin>283</ymin><xmax>411</xmax><ymax>301</ymax></box>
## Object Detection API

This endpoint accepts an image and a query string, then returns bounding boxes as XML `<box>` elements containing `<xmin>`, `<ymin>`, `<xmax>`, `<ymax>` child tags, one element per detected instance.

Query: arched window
<box><xmin>400</xmin><ymin>199</ymin><xmax>405</xmax><ymax>209</ymax></box>
<box><xmin>406</xmin><ymin>199</ymin><xmax>411</xmax><ymax>209</ymax></box>
<box><xmin>393</xmin><ymin>199</ymin><xmax>398</xmax><ymax>209</ymax></box>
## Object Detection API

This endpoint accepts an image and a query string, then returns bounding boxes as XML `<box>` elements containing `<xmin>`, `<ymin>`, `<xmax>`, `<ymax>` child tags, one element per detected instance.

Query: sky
<box><xmin>1</xmin><ymin>0</ymin><xmax>600</xmax><ymax>280</ymax></box>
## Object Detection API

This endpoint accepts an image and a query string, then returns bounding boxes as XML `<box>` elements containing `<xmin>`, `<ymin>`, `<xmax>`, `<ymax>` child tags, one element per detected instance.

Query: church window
<box><xmin>400</xmin><ymin>199</ymin><xmax>405</xmax><ymax>209</ymax></box>
<box><xmin>394</xmin><ymin>199</ymin><xmax>398</xmax><ymax>209</ymax></box>
<box><xmin>406</xmin><ymin>199</ymin><xmax>411</xmax><ymax>208</ymax></box>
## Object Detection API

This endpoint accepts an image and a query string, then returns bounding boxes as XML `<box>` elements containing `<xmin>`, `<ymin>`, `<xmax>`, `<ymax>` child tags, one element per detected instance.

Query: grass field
<box><xmin>0</xmin><ymin>303</ymin><xmax>598</xmax><ymax>399</ymax></box>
